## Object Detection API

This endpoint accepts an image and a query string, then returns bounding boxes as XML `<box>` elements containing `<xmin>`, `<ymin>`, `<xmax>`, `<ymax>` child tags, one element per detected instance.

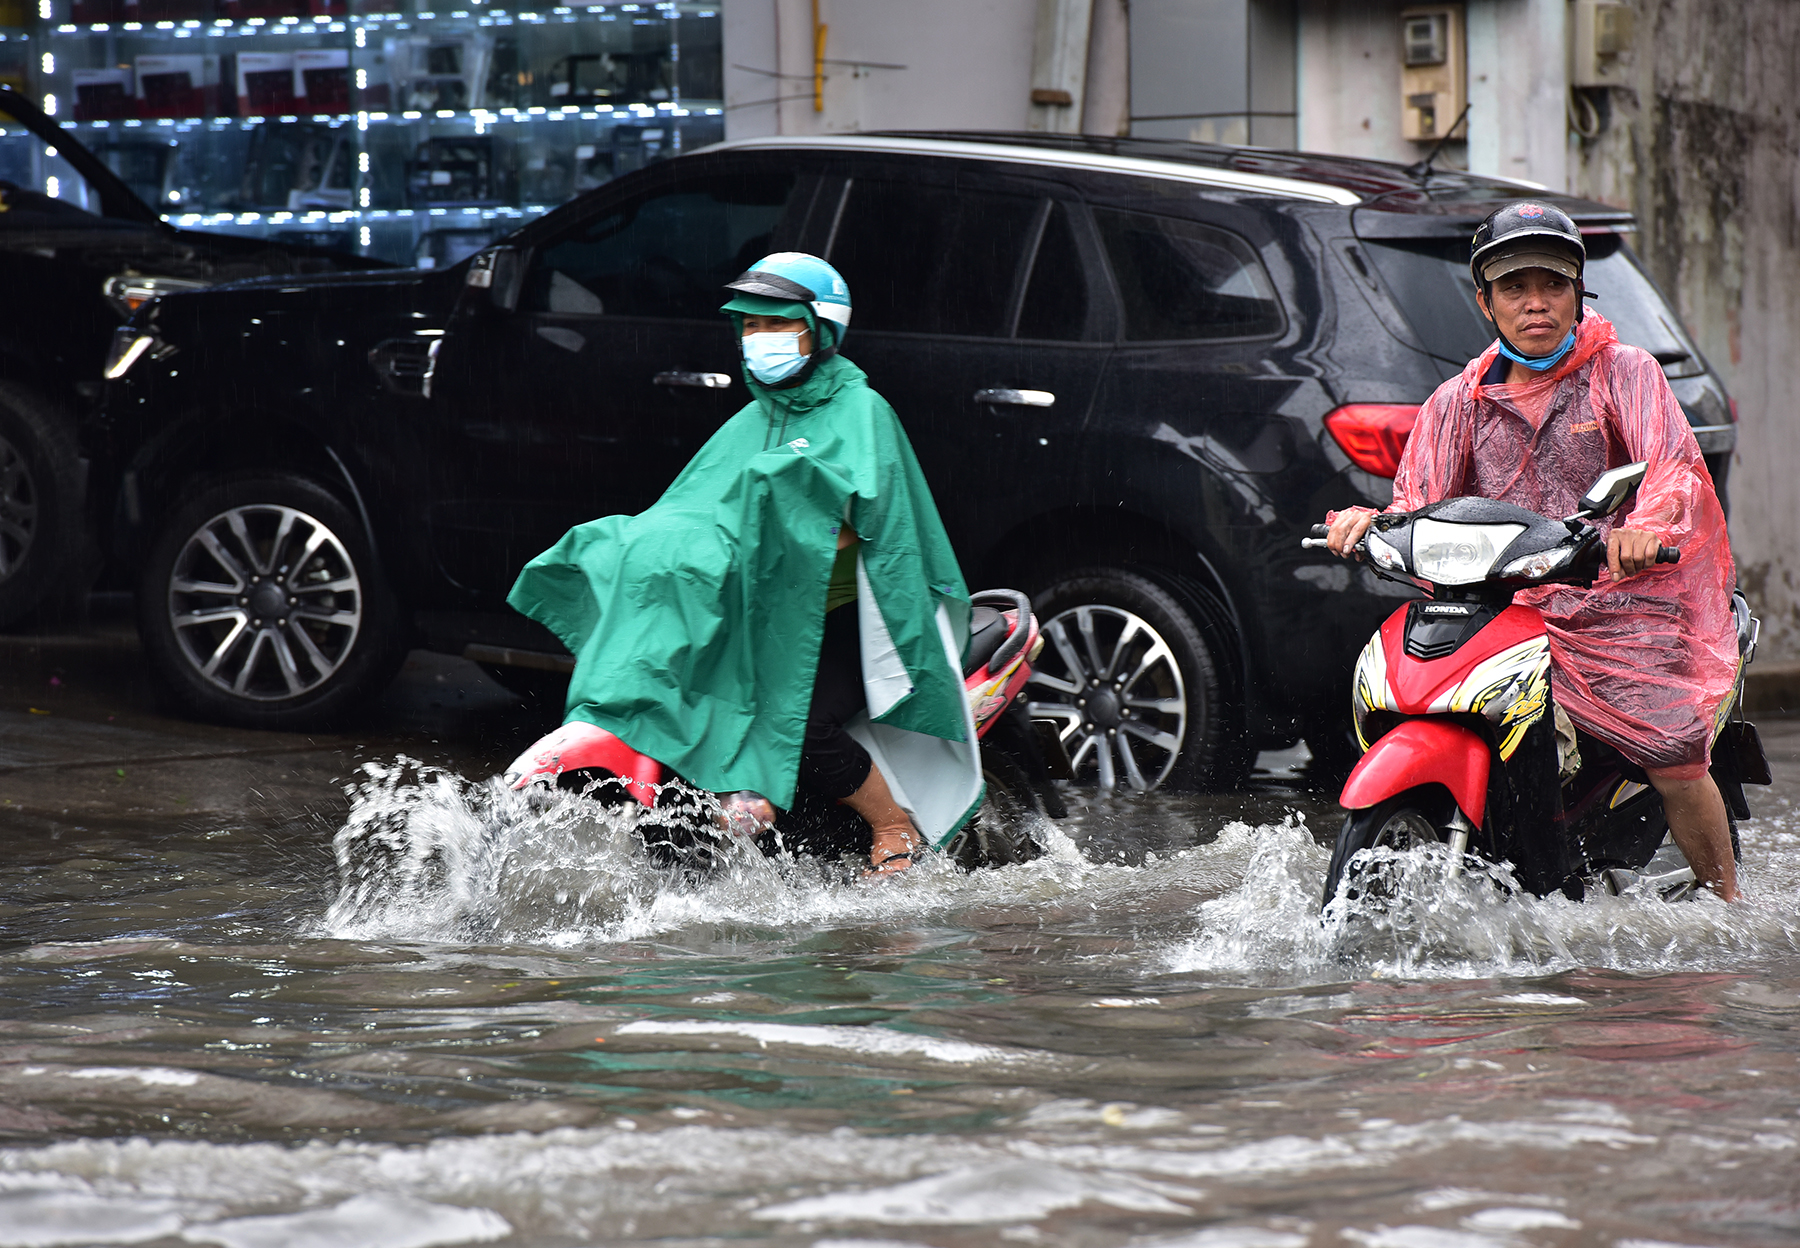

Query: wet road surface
<box><xmin>2</xmin><ymin>601</ymin><xmax>1797</xmax><ymax>1247</ymax></box>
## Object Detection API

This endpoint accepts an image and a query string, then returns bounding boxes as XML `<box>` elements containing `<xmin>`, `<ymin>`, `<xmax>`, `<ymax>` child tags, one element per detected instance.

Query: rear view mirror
<box><xmin>466</xmin><ymin>246</ymin><xmax>527</xmax><ymax>312</ymax></box>
<box><xmin>1572</xmin><ymin>461</ymin><xmax>1647</xmax><ymax>519</ymax></box>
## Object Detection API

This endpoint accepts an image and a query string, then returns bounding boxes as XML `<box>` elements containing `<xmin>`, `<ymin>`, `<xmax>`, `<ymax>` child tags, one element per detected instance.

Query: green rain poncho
<box><xmin>506</xmin><ymin>340</ymin><xmax>982</xmax><ymax>844</ymax></box>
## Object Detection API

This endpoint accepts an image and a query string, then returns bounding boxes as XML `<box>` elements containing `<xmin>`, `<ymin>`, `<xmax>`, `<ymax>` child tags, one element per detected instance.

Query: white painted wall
<box><xmin>723</xmin><ymin>0</ymin><xmax>1039</xmax><ymax>139</ymax></box>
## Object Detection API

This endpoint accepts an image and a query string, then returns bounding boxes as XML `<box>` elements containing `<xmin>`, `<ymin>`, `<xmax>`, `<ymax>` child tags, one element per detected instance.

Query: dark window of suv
<box><xmin>1361</xmin><ymin>233</ymin><xmax>1706</xmax><ymax>378</ymax></box>
<box><xmin>827</xmin><ymin>178</ymin><xmax>1041</xmax><ymax>337</ymax></box>
<box><xmin>1094</xmin><ymin>208</ymin><xmax>1283</xmax><ymax>341</ymax></box>
<box><xmin>1016</xmin><ymin>200</ymin><xmax>1090</xmax><ymax>342</ymax></box>
<box><xmin>525</xmin><ymin>171</ymin><xmax>795</xmax><ymax>319</ymax></box>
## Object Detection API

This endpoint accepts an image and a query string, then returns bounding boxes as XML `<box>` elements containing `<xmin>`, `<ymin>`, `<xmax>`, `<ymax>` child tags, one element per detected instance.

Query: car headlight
<box><xmin>103</xmin><ymin>274</ymin><xmax>209</xmax><ymax>321</ymax></box>
<box><xmin>1500</xmin><ymin>545</ymin><xmax>1576</xmax><ymax>580</ymax></box>
<box><xmin>1410</xmin><ymin>519</ymin><xmax>1527</xmax><ymax>585</ymax></box>
<box><xmin>1366</xmin><ymin>530</ymin><xmax>1406</xmax><ymax>573</ymax></box>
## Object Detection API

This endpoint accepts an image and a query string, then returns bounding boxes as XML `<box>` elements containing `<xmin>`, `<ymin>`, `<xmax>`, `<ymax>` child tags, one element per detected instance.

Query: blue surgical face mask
<box><xmin>742</xmin><ymin>330</ymin><xmax>809</xmax><ymax>384</ymax></box>
<box><xmin>1497</xmin><ymin>328</ymin><xmax>1577</xmax><ymax>372</ymax></box>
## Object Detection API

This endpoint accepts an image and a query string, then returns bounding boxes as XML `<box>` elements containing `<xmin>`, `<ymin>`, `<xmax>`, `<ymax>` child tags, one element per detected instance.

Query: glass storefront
<box><xmin>2</xmin><ymin>0</ymin><xmax>722</xmax><ymax>265</ymax></box>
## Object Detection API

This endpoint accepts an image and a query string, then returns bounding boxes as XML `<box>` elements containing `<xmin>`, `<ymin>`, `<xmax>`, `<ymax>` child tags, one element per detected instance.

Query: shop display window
<box><xmin>4</xmin><ymin>0</ymin><xmax>722</xmax><ymax>264</ymax></box>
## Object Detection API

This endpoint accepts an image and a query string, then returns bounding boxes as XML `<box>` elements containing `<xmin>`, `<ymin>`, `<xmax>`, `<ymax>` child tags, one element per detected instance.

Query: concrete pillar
<box><xmin>1465</xmin><ymin>0</ymin><xmax>1568</xmax><ymax>190</ymax></box>
<box><xmin>1081</xmin><ymin>0</ymin><xmax>1131</xmax><ymax>136</ymax></box>
<box><xmin>1029</xmin><ymin>0</ymin><xmax>1095</xmax><ymax>133</ymax></box>
<box><xmin>1295</xmin><ymin>0</ymin><xmax>1411</xmax><ymax>163</ymax></box>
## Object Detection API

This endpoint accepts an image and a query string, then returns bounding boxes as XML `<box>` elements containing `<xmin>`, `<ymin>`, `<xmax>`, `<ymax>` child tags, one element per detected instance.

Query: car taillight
<box><xmin>1324</xmin><ymin>404</ymin><xmax>1420</xmax><ymax>478</ymax></box>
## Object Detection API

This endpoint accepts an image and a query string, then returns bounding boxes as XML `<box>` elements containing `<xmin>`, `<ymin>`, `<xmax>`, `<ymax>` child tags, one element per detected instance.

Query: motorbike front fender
<box><xmin>1340</xmin><ymin>718</ymin><xmax>1490</xmax><ymax>827</ymax></box>
<box><xmin>502</xmin><ymin>720</ymin><xmax>665</xmax><ymax>807</ymax></box>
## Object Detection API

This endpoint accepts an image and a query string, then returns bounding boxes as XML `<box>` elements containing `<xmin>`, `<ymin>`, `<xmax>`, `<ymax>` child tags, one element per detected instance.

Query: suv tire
<box><xmin>1025</xmin><ymin>567</ymin><xmax>1234</xmax><ymax>792</ymax></box>
<box><xmin>0</xmin><ymin>384</ymin><xmax>97</xmax><ymax>630</ymax></box>
<box><xmin>136</xmin><ymin>473</ymin><xmax>405</xmax><ymax>730</ymax></box>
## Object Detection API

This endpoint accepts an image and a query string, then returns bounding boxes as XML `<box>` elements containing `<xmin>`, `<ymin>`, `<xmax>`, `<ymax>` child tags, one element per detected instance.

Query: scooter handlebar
<box><xmin>1309</xmin><ymin>523</ymin><xmax>1329</xmax><ymax>538</ymax></box>
<box><xmin>1658</xmin><ymin>546</ymin><xmax>1680</xmax><ymax>564</ymax></box>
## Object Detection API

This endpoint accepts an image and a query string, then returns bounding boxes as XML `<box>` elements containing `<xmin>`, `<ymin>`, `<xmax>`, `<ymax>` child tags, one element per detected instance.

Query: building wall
<box><xmin>1131</xmin><ymin>0</ymin><xmax>1297</xmax><ymax>147</ymax></box>
<box><xmin>1297</xmin><ymin>0</ymin><xmax>1569</xmax><ymax>187</ymax></box>
<box><xmin>722</xmin><ymin>0</ymin><xmax>1038</xmax><ymax>138</ymax></box>
<box><xmin>1566</xmin><ymin>0</ymin><xmax>1800</xmax><ymax>658</ymax></box>
<box><xmin>1296</xmin><ymin>0</ymin><xmax>1412</xmax><ymax>163</ymax></box>
<box><xmin>1465</xmin><ymin>0</ymin><xmax>1567</xmax><ymax>190</ymax></box>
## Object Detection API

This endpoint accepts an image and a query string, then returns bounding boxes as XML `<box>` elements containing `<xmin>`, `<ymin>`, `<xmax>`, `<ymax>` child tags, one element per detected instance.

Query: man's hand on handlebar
<box><xmin>1326</xmin><ymin>507</ymin><xmax>1376</xmax><ymax>559</ymax></box>
<box><xmin>1608</xmin><ymin>527</ymin><xmax>1668</xmax><ymax>580</ymax></box>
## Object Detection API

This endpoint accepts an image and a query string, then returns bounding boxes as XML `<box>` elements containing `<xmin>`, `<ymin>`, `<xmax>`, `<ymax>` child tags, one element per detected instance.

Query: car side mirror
<box><xmin>466</xmin><ymin>246</ymin><xmax>527</xmax><ymax>313</ymax></box>
<box><xmin>1572</xmin><ymin>461</ymin><xmax>1647</xmax><ymax>520</ymax></box>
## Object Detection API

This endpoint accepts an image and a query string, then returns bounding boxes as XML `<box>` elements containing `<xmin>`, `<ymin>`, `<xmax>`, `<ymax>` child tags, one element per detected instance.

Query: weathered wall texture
<box><xmin>1569</xmin><ymin>0</ymin><xmax>1800</xmax><ymax>657</ymax></box>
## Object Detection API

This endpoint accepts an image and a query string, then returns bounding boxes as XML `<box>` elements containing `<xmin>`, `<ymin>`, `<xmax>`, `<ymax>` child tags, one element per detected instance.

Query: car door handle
<box><xmin>654</xmin><ymin>371</ymin><xmax>733</xmax><ymax>389</ymax></box>
<box><xmin>975</xmin><ymin>388</ymin><xmax>1055</xmax><ymax>408</ymax></box>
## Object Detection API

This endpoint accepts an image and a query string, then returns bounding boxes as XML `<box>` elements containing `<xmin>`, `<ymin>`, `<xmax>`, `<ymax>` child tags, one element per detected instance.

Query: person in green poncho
<box><xmin>506</xmin><ymin>252</ymin><xmax>983</xmax><ymax>876</ymax></box>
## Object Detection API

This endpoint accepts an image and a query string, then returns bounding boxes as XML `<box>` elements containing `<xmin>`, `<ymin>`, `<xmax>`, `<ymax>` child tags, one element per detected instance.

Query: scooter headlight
<box><xmin>1500</xmin><ymin>545</ymin><xmax>1576</xmax><ymax>580</ymax></box>
<box><xmin>1410</xmin><ymin>519</ymin><xmax>1526</xmax><ymax>585</ymax></box>
<box><xmin>1366</xmin><ymin>531</ymin><xmax>1406</xmax><ymax>573</ymax></box>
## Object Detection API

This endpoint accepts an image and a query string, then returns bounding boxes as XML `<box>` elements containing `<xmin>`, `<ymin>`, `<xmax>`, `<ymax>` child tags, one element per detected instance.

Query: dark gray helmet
<box><xmin>1469</xmin><ymin>201</ymin><xmax>1586</xmax><ymax>290</ymax></box>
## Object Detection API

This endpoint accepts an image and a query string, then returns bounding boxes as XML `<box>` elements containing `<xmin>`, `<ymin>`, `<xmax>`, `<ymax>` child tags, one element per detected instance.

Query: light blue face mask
<box><xmin>742</xmin><ymin>330</ymin><xmax>809</xmax><ymax>384</ymax></box>
<box><xmin>1497</xmin><ymin>328</ymin><xmax>1577</xmax><ymax>372</ymax></box>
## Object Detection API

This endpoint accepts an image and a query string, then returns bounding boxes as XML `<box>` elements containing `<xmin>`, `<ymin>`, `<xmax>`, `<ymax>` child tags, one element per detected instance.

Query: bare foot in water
<box><xmin>719</xmin><ymin>791</ymin><xmax>776</xmax><ymax>838</ymax></box>
<box><xmin>864</xmin><ymin>826</ymin><xmax>919</xmax><ymax>878</ymax></box>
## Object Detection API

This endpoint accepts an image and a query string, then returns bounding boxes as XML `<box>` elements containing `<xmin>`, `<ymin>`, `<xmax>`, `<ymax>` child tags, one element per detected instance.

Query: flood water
<box><xmin>3</xmin><ymin>698</ymin><xmax>1800</xmax><ymax>1247</ymax></box>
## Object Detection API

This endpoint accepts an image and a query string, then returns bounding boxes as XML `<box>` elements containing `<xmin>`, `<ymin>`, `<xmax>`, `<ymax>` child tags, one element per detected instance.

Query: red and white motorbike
<box><xmin>501</xmin><ymin>589</ymin><xmax>1070</xmax><ymax>871</ymax></box>
<box><xmin>1307</xmin><ymin>463</ymin><xmax>1768</xmax><ymax>906</ymax></box>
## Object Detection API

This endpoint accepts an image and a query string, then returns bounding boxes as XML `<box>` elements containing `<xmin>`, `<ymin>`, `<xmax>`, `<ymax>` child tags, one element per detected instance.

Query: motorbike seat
<box><xmin>963</xmin><ymin>605</ymin><xmax>1008</xmax><ymax>677</ymax></box>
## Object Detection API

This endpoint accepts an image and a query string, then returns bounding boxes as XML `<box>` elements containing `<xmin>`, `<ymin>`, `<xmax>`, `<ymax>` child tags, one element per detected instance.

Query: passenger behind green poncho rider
<box><xmin>718</xmin><ymin>254</ymin><xmax>931</xmax><ymax>875</ymax></box>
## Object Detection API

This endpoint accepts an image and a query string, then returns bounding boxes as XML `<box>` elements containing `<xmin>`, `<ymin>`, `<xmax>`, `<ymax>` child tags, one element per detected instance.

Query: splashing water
<box><xmin>323</xmin><ymin>757</ymin><xmax>1800</xmax><ymax>983</ymax></box>
<box><xmin>1168</xmin><ymin>813</ymin><xmax>1800</xmax><ymax>983</ymax></box>
<box><xmin>320</xmin><ymin>756</ymin><xmax>1109</xmax><ymax>947</ymax></box>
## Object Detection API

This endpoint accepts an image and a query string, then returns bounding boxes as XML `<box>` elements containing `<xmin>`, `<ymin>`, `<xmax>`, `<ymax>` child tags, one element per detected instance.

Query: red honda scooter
<box><xmin>500</xmin><ymin>589</ymin><xmax>1070</xmax><ymax>871</ymax></box>
<box><xmin>1306</xmin><ymin>463</ymin><xmax>1767</xmax><ymax>906</ymax></box>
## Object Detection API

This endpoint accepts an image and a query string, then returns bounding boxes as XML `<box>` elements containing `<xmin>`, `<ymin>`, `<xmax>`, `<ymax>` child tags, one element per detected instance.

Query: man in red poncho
<box><xmin>1325</xmin><ymin>201</ymin><xmax>1742</xmax><ymax>900</ymax></box>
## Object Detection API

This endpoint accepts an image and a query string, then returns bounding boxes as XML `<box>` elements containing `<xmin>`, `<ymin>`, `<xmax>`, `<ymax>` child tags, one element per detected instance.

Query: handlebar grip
<box><xmin>1310</xmin><ymin>523</ymin><xmax>1329</xmax><ymax>538</ymax></box>
<box><xmin>1300</xmin><ymin>537</ymin><xmax>1331</xmax><ymax>550</ymax></box>
<box><xmin>1657</xmin><ymin>546</ymin><xmax>1680</xmax><ymax>564</ymax></box>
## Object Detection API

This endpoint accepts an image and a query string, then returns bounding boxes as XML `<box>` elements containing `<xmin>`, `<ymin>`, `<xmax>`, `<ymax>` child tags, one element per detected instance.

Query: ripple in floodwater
<box><xmin>1</xmin><ymin>756</ymin><xmax>1797</xmax><ymax>1246</ymax></box>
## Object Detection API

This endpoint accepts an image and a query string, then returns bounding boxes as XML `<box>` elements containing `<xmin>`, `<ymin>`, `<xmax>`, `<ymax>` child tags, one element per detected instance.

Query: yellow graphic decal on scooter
<box><xmin>1433</xmin><ymin>636</ymin><xmax>1552</xmax><ymax>761</ymax></box>
<box><xmin>1350</xmin><ymin>631</ymin><xmax>1389</xmax><ymax>751</ymax></box>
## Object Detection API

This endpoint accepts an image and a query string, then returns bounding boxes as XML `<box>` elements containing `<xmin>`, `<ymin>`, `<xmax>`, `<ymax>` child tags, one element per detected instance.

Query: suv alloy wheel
<box><xmin>1025</xmin><ymin>568</ymin><xmax>1238</xmax><ymax>792</ymax></box>
<box><xmin>136</xmin><ymin>473</ymin><xmax>405</xmax><ymax>729</ymax></box>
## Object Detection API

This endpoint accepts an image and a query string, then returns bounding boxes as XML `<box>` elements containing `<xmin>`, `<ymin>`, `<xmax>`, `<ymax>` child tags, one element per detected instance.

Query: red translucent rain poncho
<box><xmin>1372</xmin><ymin>312</ymin><xmax>1738</xmax><ymax>778</ymax></box>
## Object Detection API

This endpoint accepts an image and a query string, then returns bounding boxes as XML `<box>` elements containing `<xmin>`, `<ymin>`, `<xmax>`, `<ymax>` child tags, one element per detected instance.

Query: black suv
<box><xmin>91</xmin><ymin>132</ymin><xmax>1737</xmax><ymax>789</ymax></box>
<box><xmin>0</xmin><ymin>85</ymin><xmax>381</xmax><ymax>628</ymax></box>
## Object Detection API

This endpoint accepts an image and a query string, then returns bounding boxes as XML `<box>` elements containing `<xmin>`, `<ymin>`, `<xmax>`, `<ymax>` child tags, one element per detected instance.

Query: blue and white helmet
<box><xmin>723</xmin><ymin>252</ymin><xmax>852</xmax><ymax>346</ymax></box>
